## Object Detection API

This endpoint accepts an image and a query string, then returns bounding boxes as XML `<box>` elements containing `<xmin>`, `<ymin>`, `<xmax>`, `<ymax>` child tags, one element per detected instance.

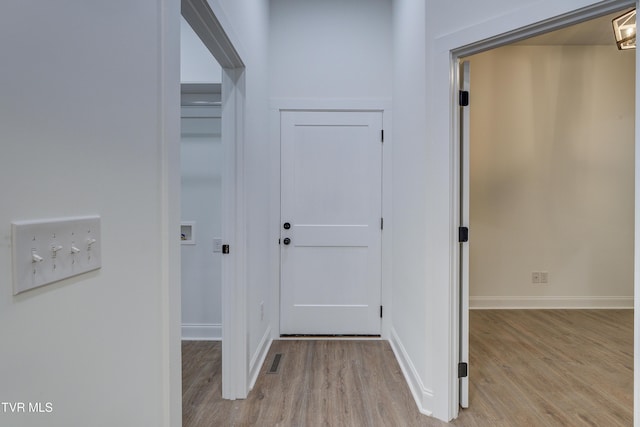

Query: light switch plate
<box><xmin>12</xmin><ymin>216</ymin><xmax>101</xmax><ymax>295</ymax></box>
<box><xmin>213</xmin><ymin>238</ymin><xmax>223</xmax><ymax>253</ymax></box>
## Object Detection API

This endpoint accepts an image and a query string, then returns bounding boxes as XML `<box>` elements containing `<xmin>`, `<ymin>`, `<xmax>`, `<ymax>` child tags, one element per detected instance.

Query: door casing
<box><xmin>445</xmin><ymin>0</ymin><xmax>637</xmax><ymax>421</ymax></box>
<box><xmin>458</xmin><ymin>60</ymin><xmax>470</xmax><ymax>409</ymax></box>
<box><xmin>180</xmin><ymin>0</ymin><xmax>247</xmax><ymax>402</ymax></box>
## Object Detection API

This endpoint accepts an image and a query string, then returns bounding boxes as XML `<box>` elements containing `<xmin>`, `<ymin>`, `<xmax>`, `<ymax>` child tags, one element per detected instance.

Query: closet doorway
<box><xmin>180</xmin><ymin>0</ymin><xmax>248</xmax><ymax>402</ymax></box>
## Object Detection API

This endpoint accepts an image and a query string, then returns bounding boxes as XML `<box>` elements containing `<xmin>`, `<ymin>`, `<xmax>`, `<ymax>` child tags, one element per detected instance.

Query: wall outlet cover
<box><xmin>213</xmin><ymin>238</ymin><xmax>223</xmax><ymax>253</ymax></box>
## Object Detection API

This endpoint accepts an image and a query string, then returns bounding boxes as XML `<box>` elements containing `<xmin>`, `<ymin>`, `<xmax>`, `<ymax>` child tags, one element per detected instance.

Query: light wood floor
<box><xmin>182</xmin><ymin>310</ymin><xmax>633</xmax><ymax>426</ymax></box>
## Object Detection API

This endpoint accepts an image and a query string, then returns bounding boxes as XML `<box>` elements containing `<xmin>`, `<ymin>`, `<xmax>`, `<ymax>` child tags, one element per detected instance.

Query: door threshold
<box><xmin>279</xmin><ymin>334</ymin><xmax>381</xmax><ymax>341</ymax></box>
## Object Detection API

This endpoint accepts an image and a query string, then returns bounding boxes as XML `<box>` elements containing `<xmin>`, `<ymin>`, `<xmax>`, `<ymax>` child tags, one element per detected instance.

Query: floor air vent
<box><xmin>267</xmin><ymin>353</ymin><xmax>283</xmax><ymax>374</ymax></box>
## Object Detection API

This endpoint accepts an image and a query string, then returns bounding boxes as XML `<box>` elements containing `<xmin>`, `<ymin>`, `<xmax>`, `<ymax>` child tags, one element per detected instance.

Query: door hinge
<box><xmin>381</xmin><ymin>217</ymin><xmax>384</xmax><ymax>230</ymax></box>
<box><xmin>381</xmin><ymin>129</ymin><xmax>384</xmax><ymax>143</ymax></box>
<box><xmin>222</xmin><ymin>244</ymin><xmax>230</xmax><ymax>254</ymax></box>
<box><xmin>458</xmin><ymin>362</ymin><xmax>468</xmax><ymax>378</ymax></box>
<box><xmin>458</xmin><ymin>90</ymin><xmax>469</xmax><ymax>107</ymax></box>
<box><xmin>458</xmin><ymin>226</ymin><xmax>469</xmax><ymax>243</ymax></box>
<box><xmin>459</xmin><ymin>90</ymin><xmax>469</xmax><ymax>106</ymax></box>
<box><xmin>380</xmin><ymin>305</ymin><xmax>383</xmax><ymax>318</ymax></box>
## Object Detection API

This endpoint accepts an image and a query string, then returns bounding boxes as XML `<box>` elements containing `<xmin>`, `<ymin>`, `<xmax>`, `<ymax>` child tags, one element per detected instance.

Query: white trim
<box><xmin>380</xmin><ymin>111</ymin><xmax>392</xmax><ymax>340</ymax></box>
<box><xmin>435</xmin><ymin>0</ymin><xmax>635</xmax><ymax>55</ymax></box>
<box><xmin>181</xmin><ymin>323</ymin><xmax>223</xmax><ymax>340</ymax></box>
<box><xmin>277</xmin><ymin>336</ymin><xmax>383</xmax><ymax>341</ymax></box>
<box><xmin>181</xmin><ymin>105</ymin><xmax>222</xmax><ymax>118</ymax></box>
<box><xmin>443</xmin><ymin>0</ymin><xmax>636</xmax><ymax>421</ymax></box>
<box><xmin>271</xmin><ymin>98</ymin><xmax>391</xmax><ymax>112</ymax></box>
<box><xmin>446</xmin><ymin>53</ymin><xmax>462</xmax><ymax>425</ymax></box>
<box><xmin>182</xmin><ymin>0</ymin><xmax>244</xmax><ymax>68</ymax></box>
<box><xmin>389</xmin><ymin>329</ymin><xmax>434</xmax><ymax>416</ymax></box>
<box><xmin>269</xmin><ymin>106</ymin><xmax>282</xmax><ymax>341</ymax></box>
<box><xmin>220</xmin><ymin>66</ymin><xmax>247</xmax><ymax>400</ymax></box>
<box><xmin>458</xmin><ymin>61</ymin><xmax>471</xmax><ymax>409</ymax></box>
<box><xmin>248</xmin><ymin>326</ymin><xmax>273</xmax><ymax>390</ymax></box>
<box><xmin>470</xmin><ymin>296</ymin><xmax>634</xmax><ymax>310</ymax></box>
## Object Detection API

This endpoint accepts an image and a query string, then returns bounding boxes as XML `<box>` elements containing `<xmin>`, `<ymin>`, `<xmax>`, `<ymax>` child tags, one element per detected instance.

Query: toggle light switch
<box><xmin>12</xmin><ymin>216</ymin><xmax>101</xmax><ymax>294</ymax></box>
<box><xmin>31</xmin><ymin>251</ymin><xmax>44</xmax><ymax>263</ymax></box>
<box><xmin>51</xmin><ymin>245</ymin><xmax>63</xmax><ymax>257</ymax></box>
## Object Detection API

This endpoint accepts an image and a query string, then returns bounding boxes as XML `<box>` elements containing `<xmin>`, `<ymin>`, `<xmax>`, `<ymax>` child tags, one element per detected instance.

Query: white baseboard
<box><xmin>248</xmin><ymin>325</ymin><xmax>273</xmax><ymax>391</ymax></box>
<box><xmin>470</xmin><ymin>296</ymin><xmax>634</xmax><ymax>309</ymax></box>
<box><xmin>389</xmin><ymin>327</ymin><xmax>434</xmax><ymax>417</ymax></box>
<box><xmin>181</xmin><ymin>323</ymin><xmax>222</xmax><ymax>341</ymax></box>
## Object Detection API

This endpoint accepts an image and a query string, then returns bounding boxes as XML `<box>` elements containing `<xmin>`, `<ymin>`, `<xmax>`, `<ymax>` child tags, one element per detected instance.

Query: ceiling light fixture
<box><xmin>612</xmin><ymin>9</ymin><xmax>636</xmax><ymax>50</ymax></box>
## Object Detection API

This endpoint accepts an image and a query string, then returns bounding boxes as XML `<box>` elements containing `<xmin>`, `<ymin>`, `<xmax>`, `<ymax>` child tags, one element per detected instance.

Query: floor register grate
<box><xmin>267</xmin><ymin>353</ymin><xmax>283</xmax><ymax>374</ymax></box>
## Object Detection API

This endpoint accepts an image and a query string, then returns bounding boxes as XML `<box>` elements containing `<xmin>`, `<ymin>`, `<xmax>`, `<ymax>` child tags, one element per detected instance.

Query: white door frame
<box><xmin>441</xmin><ymin>0</ymin><xmax>636</xmax><ymax>420</ymax></box>
<box><xmin>180</xmin><ymin>0</ymin><xmax>248</xmax><ymax>402</ymax></box>
<box><xmin>458</xmin><ymin>60</ymin><xmax>470</xmax><ymax>409</ymax></box>
<box><xmin>269</xmin><ymin>99</ymin><xmax>393</xmax><ymax>340</ymax></box>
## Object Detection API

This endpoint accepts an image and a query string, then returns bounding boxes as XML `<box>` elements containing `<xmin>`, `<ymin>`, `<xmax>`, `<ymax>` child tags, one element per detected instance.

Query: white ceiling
<box><xmin>515</xmin><ymin>8</ymin><xmax>634</xmax><ymax>46</ymax></box>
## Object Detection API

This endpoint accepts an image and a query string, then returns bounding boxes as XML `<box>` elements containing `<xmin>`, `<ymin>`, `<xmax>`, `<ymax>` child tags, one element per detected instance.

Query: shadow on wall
<box><xmin>469</xmin><ymin>44</ymin><xmax>635</xmax><ymax>308</ymax></box>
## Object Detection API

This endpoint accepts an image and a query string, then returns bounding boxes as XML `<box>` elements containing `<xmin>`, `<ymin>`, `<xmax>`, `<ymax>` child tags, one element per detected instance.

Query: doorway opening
<box><xmin>180</xmin><ymin>85</ymin><xmax>223</xmax><ymax>331</ymax></box>
<box><xmin>180</xmin><ymin>0</ymin><xmax>247</xmax><ymax>404</ymax></box>
<box><xmin>451</xmin><ymin>0</ymin><xmax>636</xmax><ymax>422</ymax></box>
<box><xmin>180</xmin><ymin>15</ymin><xmax>224</xmax><ymax>342</ymax></box>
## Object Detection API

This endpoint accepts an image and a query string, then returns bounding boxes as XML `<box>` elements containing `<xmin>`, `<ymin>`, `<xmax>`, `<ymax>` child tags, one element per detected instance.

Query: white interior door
<box><xmin>459</xmin><ymin>60</ymin><xmax>471</xmax><ymax>408</ymax></box>
<box><xmin>280</xmin><ymin>110</ymin><xmax>382</xmax><ymax>335</ymax></box>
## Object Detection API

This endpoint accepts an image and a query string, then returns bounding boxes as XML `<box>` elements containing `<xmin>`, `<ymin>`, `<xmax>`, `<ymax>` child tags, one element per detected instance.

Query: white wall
<box><xmin>269</xmin><ymin>0</ymin><xmax>392</xmax><ymax>99</ymax></box>
<box><xmin>180</xmin><ymin>4</ymin><xmax>224</xmax><ymax>341</ymax></box>
<box><xmin>389</xmin><ymin>0</ymin><xmax>433</xmax><ymax>416</ymax></box>
<box><xmin>469</xmin><ymin>45</ymin><xmax>635</xmax><ymax>308</ymax></box>
<box><xmin>0</xmin><ymin>0</ymin><xmax>175</xmax><ymax>425</ymax></box>
<box><xmin>268</xmin><ymin>0</ymin><xmax>393</xmax><ymax>340</ymax></box>
<box><xmin>180</xmin><ymin>114</ymin><xmax>223</xmax><ymax>339</ymax></box>
<box><xmin>181</xmin><ymin>16</ymin><xmax>222</xmax><ymax>83</ymax></box>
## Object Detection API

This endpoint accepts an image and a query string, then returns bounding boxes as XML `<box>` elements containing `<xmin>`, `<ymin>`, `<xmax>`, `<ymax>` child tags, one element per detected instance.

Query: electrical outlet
<box><xmin>532</xmin><ymin>272</ymin><xmax>540</xmax><ymax>284</ymax></box>
<box><xmin>540</xmin><ymin>271</ymin><xmax>548</xmax><ymax>284</ymax></box>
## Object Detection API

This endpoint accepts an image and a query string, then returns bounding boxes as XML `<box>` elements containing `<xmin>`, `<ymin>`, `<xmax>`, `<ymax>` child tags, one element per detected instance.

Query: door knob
<box><xmin>283</xmin><ymin>222</ymin><xmax>291</xmax><ymax>230</ymax></box>
<box><xmin>283</xmin><ymin>237</ymin><xmax>291</xmax><ymax>245</ymax></box>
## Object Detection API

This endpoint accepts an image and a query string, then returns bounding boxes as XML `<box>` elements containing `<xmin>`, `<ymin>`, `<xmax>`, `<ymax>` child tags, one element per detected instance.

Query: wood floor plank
<box><xmin>456</xmin><ymin>309</ymin><xmax>633</xmax><ymax>427</ymax></box>
<box><xmin>182</xmin><ymin>310</ymin><xmax>633</xmax><ymax>426</ymax></box>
